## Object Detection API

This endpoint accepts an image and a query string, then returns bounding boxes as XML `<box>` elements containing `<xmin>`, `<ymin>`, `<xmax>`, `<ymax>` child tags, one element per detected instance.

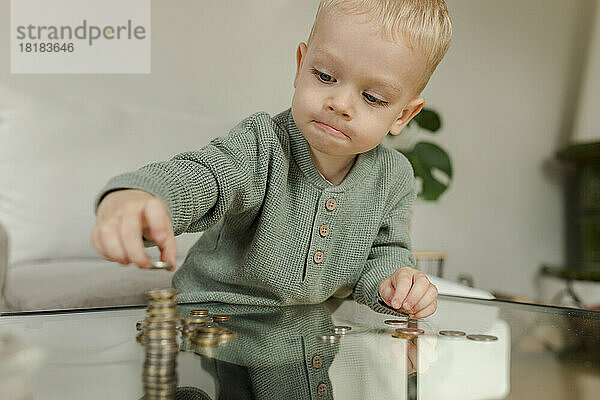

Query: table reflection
<box><xmin>141</xmin><ymin>299</ymin><xmax>510</xmax><ymax>400</ymax></box>
<box><xmin>5</xmin><ymin>296</ymin><xmax>596</xmax><ymax>399</ymax></box>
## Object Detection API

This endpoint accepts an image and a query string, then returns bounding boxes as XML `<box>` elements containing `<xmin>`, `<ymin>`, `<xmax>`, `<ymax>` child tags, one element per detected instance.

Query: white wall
<box><xmin>573</xmin><ymin>1</ymin><xmax>600</xmax><ymax>143</ymax></box>
<box><xmin>410</xmin><ymin>0</ymin><xmax>597</xmax><ymax>296</ymax></box>
<box><xmin>1</xmin><ymin>0</ymin><xmax>596</xmax><ymax>298</ymax></box>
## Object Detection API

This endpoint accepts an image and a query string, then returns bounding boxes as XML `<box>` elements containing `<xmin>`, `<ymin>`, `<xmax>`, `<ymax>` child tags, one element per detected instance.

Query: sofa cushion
<box><xmin>0</xmin><ymin>86</ymin><xmax>234</xmax><ymax>266</ymax></box>
<box><xmin>3</xmin><ymin>257</ymin><xmax>176</xmax><ymax>312</ymax></box>
<box><xmin>3</xmin><ymin>257</ymin><xmax>492</xmax><ymax>312</ymax></box>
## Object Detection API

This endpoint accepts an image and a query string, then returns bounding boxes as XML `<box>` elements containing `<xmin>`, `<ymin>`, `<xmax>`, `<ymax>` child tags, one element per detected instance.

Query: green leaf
<box><xmin>400</xmin><ymin>142</ymin><xmax>452</xmax><ymax>201</ymax></box>
<box><xmin>412</xmin><ymin>108</ymin><xmax>441</xmax><ymax>132</ymax></box>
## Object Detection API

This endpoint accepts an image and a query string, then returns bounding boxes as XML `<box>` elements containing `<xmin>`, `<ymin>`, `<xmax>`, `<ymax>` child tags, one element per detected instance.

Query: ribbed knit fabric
<box><xmin>94</xmin><ymin>108</ymin><xmax>416</xmax><ymax>315</ymax></box>
<box><xmin>177</xmin><ymin>302</ymin><xmax>342</xmax><ymax>400</ymax></box>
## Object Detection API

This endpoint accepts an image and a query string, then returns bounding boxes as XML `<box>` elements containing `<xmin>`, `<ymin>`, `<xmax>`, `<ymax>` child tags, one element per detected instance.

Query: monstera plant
<box><xmin>390</xmin><ymin>108</ymin><xmax>452</xmax><ymax>201</ymax></box>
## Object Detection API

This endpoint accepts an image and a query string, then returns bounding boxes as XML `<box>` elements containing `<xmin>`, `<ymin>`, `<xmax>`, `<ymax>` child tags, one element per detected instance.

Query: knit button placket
<box><xmin>325</xmin><ymin>198</ymin><xmax>337</xmax><ymax>211</ymax></box>
<box><xmin>317</xmin><ymin>383</ymin><xmax>328</xmax><ymax>397</ymax></box>
<box><xmin>312</xmin><ymin>355</ymin><xmax>323</xmax><ymax>369</ymax></box>
<box><xmin>313</xmin><ymin>251</ymin><xmax>324</xmax><ymax>264</ymax></box>
<box><xmin>319</xmin><ymin>225</ymin><xmax>330</xmax><ymax>237</ymax></box>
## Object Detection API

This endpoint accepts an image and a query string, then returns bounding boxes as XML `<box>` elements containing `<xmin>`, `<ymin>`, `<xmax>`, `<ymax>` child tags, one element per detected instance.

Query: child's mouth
<box><xmin>315</xmin><ymin>121</ymin><xmax>347</xmax><ymax>138</ymax></box>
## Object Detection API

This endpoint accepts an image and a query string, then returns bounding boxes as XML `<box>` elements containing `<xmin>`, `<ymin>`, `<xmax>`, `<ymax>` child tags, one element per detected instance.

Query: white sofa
<box><xmin>0</xmin><ymin>88</ymin><xmax>225</xmax><ymax>311</ymax></box>
<box><xmin>0</xmin><ymin>87</ymin><xmax>492</xmax><ymax>312</ymax></box>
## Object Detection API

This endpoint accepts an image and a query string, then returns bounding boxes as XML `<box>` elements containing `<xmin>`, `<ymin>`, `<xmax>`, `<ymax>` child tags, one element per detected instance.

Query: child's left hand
<box><xmin>378</xmin><ymin>267</ymin><xmax>438</xmax><ymax>318</ymax></box>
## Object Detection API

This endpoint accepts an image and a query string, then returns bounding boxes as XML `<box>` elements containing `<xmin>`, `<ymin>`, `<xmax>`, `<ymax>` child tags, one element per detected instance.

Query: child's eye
<box><xmin>363</xmin><ymin>92</ymin><xmax>389</xmax><ymax>107</ymax></box>
<box><xmin>311</xmin><ymin>68</ymin><xmax>335</xmax><ymax>83</ymax></box>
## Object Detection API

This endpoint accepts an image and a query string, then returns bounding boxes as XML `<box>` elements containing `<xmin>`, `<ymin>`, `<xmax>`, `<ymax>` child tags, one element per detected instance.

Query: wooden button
<box><xmin>317</xmin><ymin>383</ymin><xmax>328</xmax><ymax>397</ymax></box>
<box><xmin>312</xmin><ymin>355</ymin><xmax>323</xmax><ymax>369</ymax></box>
<box><xmin>313</xmin><ymin>251</ymin><xmax>324</xmax><ymax>264</ymax></box>
<box><xmin>319</xmin><ymin>225</ymin><xmax>330</xmax><ymax>237</ymax></box>
<box><xmin>325</xmin><ymin>198</ymin><xmax>337</xmax><ymax>211</ymax></box>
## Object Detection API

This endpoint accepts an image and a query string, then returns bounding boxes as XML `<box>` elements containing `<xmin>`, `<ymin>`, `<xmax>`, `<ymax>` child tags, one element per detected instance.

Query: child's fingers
<box><xmin>411</xmin><ymin>300</ymin><xmax>437</xmax><ymax>319</ymax></box>
<box><xmin>143</xmin><ymin>199</ymin><xmax>177</xmax><ymax>268</ymax></box>
<box><xmin>121</xmin><ymin>211</ymin><xmax>151</xmax><ymax>268</ymax></box>
<box><xmin>412</xmin><ymin>285</ymin><xmax>439</xmax><ymax>315</ymax></box>
<box><xmin>160</xmin><ymin>238</ymin><xmax>178</xmax><ymax>271</ymax></box>
<box><xmin>94</xmin><ymin>219</ymin><xmax>129</xmax><ymax>265</ymax></box>
<box><xmin>390</xmin><ymin>267</ymin><xmax>415</xmax><ymax>309</ymax></box>
<box><xmin>401</xmin><ymin>272</ymin><xmax>431</xmax><ymax>313</ymax></box>
<box><xmin>379</xmin><ymin>278</ymin><xmax>395</xmax><ymax>305</ymax></box>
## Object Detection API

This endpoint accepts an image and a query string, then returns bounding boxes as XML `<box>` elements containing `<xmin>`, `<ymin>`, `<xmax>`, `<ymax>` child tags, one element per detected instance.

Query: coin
<box><xmin>317</xmin><ymin>334</ymin><xmax>341</xmax><ymax>343</ymax></box>
<box><xmin>439</xmin><ymin>330</ymin><xmax>466</xmax><ymax>337</ymax></box>
<box><xmin>146</xmin><ymin>308</ymin><xmax>180</xmax><ymax>317</ymax></box>
<box><xmin>150</xmin><ymin>261</ymin><xmax>174</xmax><ymax>270</ymax></box>
<box><xmin>146</xmin><ymin>315</ymin><xmax>181</xmax><ymax>324</ymax></box>
<box><xmin>191</xmin><ymin>333</ymin><xmax>221</xmax><ymax>346</ymax></box>
<box><xmin>395</xmin><ymin>327</ymin><xmax>424</xmax><ymax>335</ymax></box>
<box><xmin>147</xmin><ymin>300</ymin><xmax>178</xmax><ymax>309</ymax></box>
<box><xmin>392</xmin><ymin>331</ymin><xmax>418</xmax><ymax>340</ymax></box>
<box><xmin>195</xmin><ymin>325</ymin><xmax>222</xmax><ymax>334</ymax></box>
<box><xmin>212</xmin><ymin>314</ymin><xmax>230</xmax><ymax>322</ymax></box>
<box><xmin>219</xmin><ymin>330</ymin><xmax>237</xmax><ymax>344</ymax></box>
<box><xmin>145</xmin><ymin>329</ymin><xmax>178</xmax><ymax>339</ymax></box>
<box><xmin>184</xmin><ymin>316</ymin><xmax>211</xmax><ymax>325</ymax></box>
<box><xmin>144</xmin><ymin>338</ymin><xmax>178</xmax><ymax>347</ymax></box>
<box><xmin>466</xmin><ymin>334</ymin><xmax>498</xmax><ymax>342</ymax></box>
<box><xmin>145</xmin><ymin>288</ymin><xmax>178</xmax><ymax>300</ymax></box>
<box><xmin>143</xmin><ymin>364</ymin><xmax>177</xmax><ymax>377</ymax></box>
<box><xmin>190</xmin><ymin>310</ymin><xmax>209</xmax><ymax>316</ymax></box>
<box><xmin>143</xmin><ymin>375</ymin><xmax>177</xmax><ymax>384</ymax></box>
<box><xmin>144</xmin><ymin>381</ymin><xmax>178</xmax><ymax>391</ymax></box>
<box><xmin>384</xmin><ymin>319</ymin><xmax>408</xmax><ymax>326</ymax></box>
<box><xmin>144</xmin><ymin>387</ymin><xmax>178</xmax><ymax>396</ymax></box>
<box><xmin>145</xmin><ymin>321</ymin><xmax>179</xmax><ymax>330</ymax></box>
<box><xmin>144</xmin><ymin>347</ymin><xmax>178</xmax><ymax>356</ymax></box>
<box><xmin>330</xmin><ymin>326</ymin><xmax>352</xmax><ymax>335</ymax></box>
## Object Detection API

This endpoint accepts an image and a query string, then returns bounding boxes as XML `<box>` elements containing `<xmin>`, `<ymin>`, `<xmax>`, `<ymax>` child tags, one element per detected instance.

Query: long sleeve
<box><xmin>351</xmin><ymin>171</ymin><xmax>417</xmax><ymax>315</ymax></box>
<box><xmin>93</xmin><ymin>112</ymin><xmax>280</xmax><ymax>236</ymax></box>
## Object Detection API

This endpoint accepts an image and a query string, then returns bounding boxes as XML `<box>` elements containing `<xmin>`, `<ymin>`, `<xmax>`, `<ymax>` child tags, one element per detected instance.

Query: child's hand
<box><xmin>92</xmin><ymin>189</ymin><xmax>177</xmax><ymax>270</ymax></box>
<box><xmin>378</xmin><ymin>267</ymin><xmax>438</xmax><ymax>318</ymax></box>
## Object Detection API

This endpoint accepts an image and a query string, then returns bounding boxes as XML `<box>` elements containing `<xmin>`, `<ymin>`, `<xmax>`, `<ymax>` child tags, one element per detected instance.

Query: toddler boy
<box><xmin>93</xmin><ymin>0</ymin><xmax>452</xmax><ymax>318</ymax></box>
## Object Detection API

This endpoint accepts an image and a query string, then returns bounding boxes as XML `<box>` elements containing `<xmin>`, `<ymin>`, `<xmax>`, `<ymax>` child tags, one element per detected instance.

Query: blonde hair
<box><xmin>307</xmin><ymin>0</ymin><xmax>453</xmax><ymax>96</ymax></box>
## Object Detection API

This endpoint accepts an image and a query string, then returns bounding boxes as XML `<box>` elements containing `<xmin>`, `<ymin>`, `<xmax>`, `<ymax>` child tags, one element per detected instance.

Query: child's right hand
<box><xmin>91</xmin><ymin>189</ymin><xmax>177</xmax><ymax>270</ymax></box>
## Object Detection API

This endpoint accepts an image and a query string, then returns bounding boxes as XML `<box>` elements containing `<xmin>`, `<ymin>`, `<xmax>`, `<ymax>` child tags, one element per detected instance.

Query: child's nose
<box><xmin>325</xmin><ymin>88</ymin><xmax>353</xmax><ymax>119</ymax></box>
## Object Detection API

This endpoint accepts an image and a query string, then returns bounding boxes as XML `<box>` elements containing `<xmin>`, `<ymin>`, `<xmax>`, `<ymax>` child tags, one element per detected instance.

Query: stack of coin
<box><xmin>180</xmin><ymin>314</ymin><xmax>212</xmax><ymax>353</ymax></box>
<box><xmin>142</xmin><ymin>288</ymin><xmax>180</xmax><ymax>400</ymax></box>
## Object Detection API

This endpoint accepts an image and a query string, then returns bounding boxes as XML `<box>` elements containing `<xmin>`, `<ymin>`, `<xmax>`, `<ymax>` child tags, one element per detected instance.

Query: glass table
<box><xmin>0</xmin><ymin>295</ymin><xmax>599</xmax><ymax>400</ymax></box>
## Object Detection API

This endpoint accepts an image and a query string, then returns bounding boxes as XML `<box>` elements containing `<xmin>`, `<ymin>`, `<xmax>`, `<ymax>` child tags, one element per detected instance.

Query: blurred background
<box><xmin>0</xmin><ymin>0</ymin><xmax>599</xmax><ymax>311</ymax></box>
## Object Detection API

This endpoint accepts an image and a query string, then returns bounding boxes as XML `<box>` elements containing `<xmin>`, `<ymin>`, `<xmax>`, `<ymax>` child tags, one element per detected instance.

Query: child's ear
<box><xmin>294</xmin><ymin>42</ymin><xmax>308</xmax><ymax>89</ymax></box>
<box><xmin>389</xmin><ymin>97</ymin><xmax>425</xmax><ymax>136</ymax></box>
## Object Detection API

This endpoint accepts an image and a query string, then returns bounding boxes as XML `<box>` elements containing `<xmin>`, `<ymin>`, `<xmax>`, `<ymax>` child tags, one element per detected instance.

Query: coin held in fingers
<box><xmin>150</xmin><ymin>261</ymin><xmax>174</xmax><ymax>270</ymax></box>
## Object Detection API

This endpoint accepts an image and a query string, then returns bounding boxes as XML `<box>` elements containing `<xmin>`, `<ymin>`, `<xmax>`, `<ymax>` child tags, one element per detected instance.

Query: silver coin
<box><xmin>147</xmin><ymin>300</ymin><xmax>178</xmax><ymax>309</ymax></box>
<box><xmin>143</xmin><ymin>381</ymin><xmax>178</xmax><ymax>391</ymax></box>
<box><xmin>317</xmin><ymin>334</ymin><xmax>342</xmax><ymax>343</ymax></box>
<box><xmin>330</xmin><ymin>326</ymin><xmax>352</xmax><ymax>335</ymax></box>
<box><xmin>439</xmin><ymin>330</ymin><xmax>466</xmax><ymax>337</ymax></box>
<box><xmin>394</xmin><ymin>327</ymin><xmax>424</xmax><ymax>335</ymax></box>
<box><xmin>143</xmin><ymin>375</ymin><xmax>177</xmax><ymax>384</ymax></box>
<box><xmin>145</xmin><ymin>288</ymin><xmax>178</xmax><ymax>300</ymax></box>
<box><xmin>143</xmin><ymin>366</ymin><xmax>177</xmax><ymax>377</ymax></box>
<box><xmin>466</xmin><ymin>334</ymin><xmax>498</xmax><ymax>342</ymax></box>
<box><xmin>150</xmin><ymin>261</ymin><xmax>173</xmax><ymax>270</ymax></box>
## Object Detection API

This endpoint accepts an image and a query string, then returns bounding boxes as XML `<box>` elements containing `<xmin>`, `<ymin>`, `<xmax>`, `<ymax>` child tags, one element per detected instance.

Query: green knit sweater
<box><xmin>94</xmin><ymin>108</ymin><xmax>416</xmax><ymax>315</ymax></box>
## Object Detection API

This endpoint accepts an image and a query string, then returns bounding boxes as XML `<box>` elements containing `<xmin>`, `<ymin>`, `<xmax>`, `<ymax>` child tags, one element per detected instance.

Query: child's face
<box><xmin>292</xmin><ymin>10</ymin><xmax>426</xmax><ymax>158</ymax></box>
